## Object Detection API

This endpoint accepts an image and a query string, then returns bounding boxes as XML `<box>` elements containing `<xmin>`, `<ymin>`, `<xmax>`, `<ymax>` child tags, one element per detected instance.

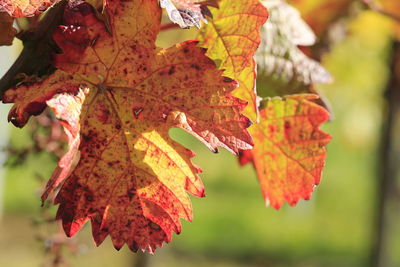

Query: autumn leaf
<box><xmin>3</xmin><ymin>0</ymin><xmax>253</xmax><ymax>252</ymax></box>
<box><xmin>42</xmin><ymin>88</ymin><xmax>86</xmax><ymax>202</ymax></box>
<box><xmin>197</xmin><ymin>0</ymin><xmax>269</xmax><ymax>121</ymax></box>
<box><xmin>0</xmin><ymin>0</ymin><xmax>60</xmax><ymax>17</ymax></box>
<box><xmin>256</xmin><ymin>0</ymin><xmax>332</xmax><ymax>89</ymax></box>
<box><xmin>0</xmin><ymin>12</ymin><xmax>16</xmax><ymax>45</ymax></box>
<box><xmin>241</xmin><ymin>2</ymin><xmax>332</xmax><ymax>209</ymax></box>
<box><xmin>265</xmin><ymin>0</ymin><xmax>317</xmax><ymax>46</ymax></box>
<box><xmin>240</xmin><ymin>95</ymin><xmax>331</xmax><ymax>209</ymax></box>
<box><xmin>255</xmin><ymin>1</ymin><xmax>333</xmax><ymax>111</ymax></box>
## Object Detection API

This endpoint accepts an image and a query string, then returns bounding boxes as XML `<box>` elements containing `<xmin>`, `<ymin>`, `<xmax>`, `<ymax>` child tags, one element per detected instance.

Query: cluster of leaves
<box><xmin>197</xmin><ymin>0</ymin><xmax>332</xmax><ymax>209</ymax></box>
<box><xmin>0</xmin><ymin>0</ymin><xmax>336</xmax><ymax>252</ymax></box>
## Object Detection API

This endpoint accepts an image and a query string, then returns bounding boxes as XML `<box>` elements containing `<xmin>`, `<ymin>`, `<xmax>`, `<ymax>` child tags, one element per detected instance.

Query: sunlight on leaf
<box><xmin>3</xmin><ymin>0</ymin><xmax>253</xmax><ymax>252</ymax></box>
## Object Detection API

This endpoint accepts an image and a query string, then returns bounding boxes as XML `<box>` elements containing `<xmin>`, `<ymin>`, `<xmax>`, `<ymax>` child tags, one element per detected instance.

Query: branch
<box><xmin>362</xmin><ymin>0</ymin><xmax>400</xmax><ymax>23</ymax></box>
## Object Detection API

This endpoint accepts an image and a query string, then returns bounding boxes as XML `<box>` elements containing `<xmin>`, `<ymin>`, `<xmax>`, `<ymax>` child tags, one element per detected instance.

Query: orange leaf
<box><xmin>3</xmin><ymin>0</ymin><xmax>253</xmax><ymax>252</ymax></box>
<box><xmin>240</xmin><ymin>95</ymin><xmax>331</xmax><ymax>209</ymax></box>
<box><xmin>197</xmin><ymin>0</ymin><xmax>269</xmax><ymax>121</ymax></box>
<box><xmin>0</xmin><ymin>0</ymin><xmax>60</xmax><ymax>17</ymax></box>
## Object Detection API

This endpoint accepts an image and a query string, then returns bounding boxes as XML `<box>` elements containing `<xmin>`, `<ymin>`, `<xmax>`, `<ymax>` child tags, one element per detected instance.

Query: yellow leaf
<box><xmin>198</xmin><ymin>0</ymin><xmax>268</xmax><ymax>121</ymax></box>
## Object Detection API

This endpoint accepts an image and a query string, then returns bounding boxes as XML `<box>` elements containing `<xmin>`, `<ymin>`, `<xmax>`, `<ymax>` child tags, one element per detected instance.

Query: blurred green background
<box><xmin>0</xmin><ymin>8</ymin><xmax>399</xmax><ymax>267</ymax></box>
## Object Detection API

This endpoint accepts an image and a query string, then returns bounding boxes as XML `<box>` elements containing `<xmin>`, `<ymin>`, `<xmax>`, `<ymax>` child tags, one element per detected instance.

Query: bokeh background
<box><xmin>1</xmin><ymin>2</ymin><xmax>400</xmax><ymax>267</ymax></box>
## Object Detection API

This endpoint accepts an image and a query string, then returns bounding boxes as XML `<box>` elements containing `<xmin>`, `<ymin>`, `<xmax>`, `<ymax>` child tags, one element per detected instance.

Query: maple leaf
<box><xmin>0</xmin><ymin>0</ymin><xmax>59</xmax><ymax>17</ymax></box>
<box><xmin>3</xmin><ymin>0</ymin><xmax>253</xmax><ymax>252</ymax></box>
<box><xmin>197</xmin><ymin>0</ymin><xmax>269</xmax><ymax>121</ymax></box>
<box><xmin>240</xmin><ymin>95</ymin><xmax>331</xmax><ymax>209</ymax></box>
<box><xmin>160</xmin><ymin>0</ymin><xmax>218</xmax><ymax>28</ymax></box>
<box><xmin>0</xmin><ymin>12</ymin><xmax>16</xmax><ymax>45</ymax></box>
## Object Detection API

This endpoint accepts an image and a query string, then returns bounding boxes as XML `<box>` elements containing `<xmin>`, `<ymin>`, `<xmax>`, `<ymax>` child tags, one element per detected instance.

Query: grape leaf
<box><xmin>256</xmin><ymin>1</ymin><xmax>332</xmax><ymax>113</ymax></box>
<box><xmin>240</xmin><ymin>95</ymin><xmax>331</xmax><ymax>209</ymax></box>
<box><xmin>160</xmin><ymin>0</ymin><xmax>218</xmax><ymax>28</ymax></box>
<box><xmin>265</xmin><ymin>0</ymin><xmax>316</xmax><ymax>46</ymax></box>
<box><xmin>0</xmin><ymin>0</ymin><xmax>59</xmax><ymax>17</ymax></box>
<box><xmin>242</xmin><ymin>2</ymin><xmax>332</xmax><ymax>209</ymax></box>
<box><xmin>42</xmin><ymin>88</ymin><xmax>86</xmax><ymax>202</ymax></box>
<box><xmin>3</xmin><ymin>0</ymin><xmax>253</xmax><ymax>252</ymax></box>
<box><xmin>0</xmin><ymin>12</ymin><xmax>16</xmax><ymax>45</ymax></box>
<box><xmin>256</xmin><ymin>0</ymin><xmax>332</xmax><ymax>88</ymax></box>
<box><xmin>197</xmin><ymin>0</ymin><xmax>269</xmax><ymax>121</ymax></box>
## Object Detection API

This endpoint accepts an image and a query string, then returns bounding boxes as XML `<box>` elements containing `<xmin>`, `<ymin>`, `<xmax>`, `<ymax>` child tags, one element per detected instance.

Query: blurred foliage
<box><xmin>0</xmin><ymin>6</ymin><xmax>399</xmax><ymax>267</ymax></box>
